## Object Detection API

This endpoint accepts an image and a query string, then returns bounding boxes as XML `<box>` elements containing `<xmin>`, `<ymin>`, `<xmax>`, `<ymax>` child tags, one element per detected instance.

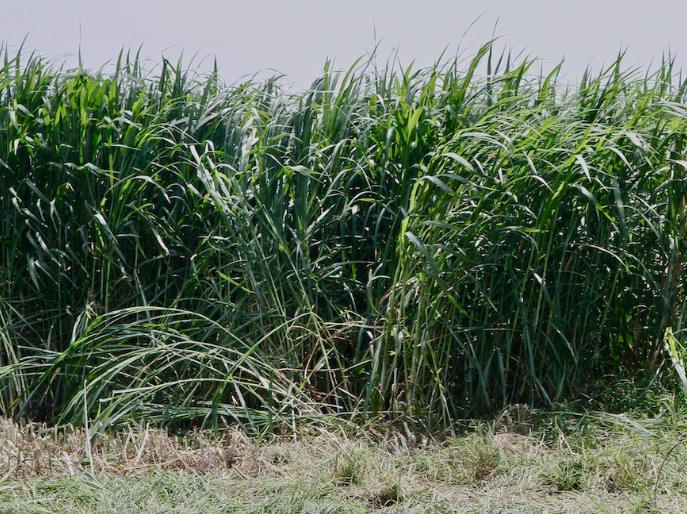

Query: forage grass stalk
<box><xmin>0</xmin><ymin>43</ymin><xmax>685</xmax><ymax>431</ymax></box>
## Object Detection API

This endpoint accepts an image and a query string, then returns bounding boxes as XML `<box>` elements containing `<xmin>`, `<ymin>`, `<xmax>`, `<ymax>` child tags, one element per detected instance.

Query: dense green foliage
<box><xmin>0</xmin><ymin>45</ymin><xmax>685</xmax><ymax>432</ymax></box>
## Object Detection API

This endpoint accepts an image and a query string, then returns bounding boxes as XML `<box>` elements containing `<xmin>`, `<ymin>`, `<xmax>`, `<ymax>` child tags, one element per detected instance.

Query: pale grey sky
<box><xmin>2</xmin><ymin>1</ymin><xmax>686</xmax><ymax>88</ymax></box>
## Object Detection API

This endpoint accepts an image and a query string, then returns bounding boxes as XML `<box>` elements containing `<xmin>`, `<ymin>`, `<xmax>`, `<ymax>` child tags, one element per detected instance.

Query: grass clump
<box><xmin>548</xmin><ymin>455</ymin><xmax>588</xmax><ymax>491</ymax></box>
<box><xmin>332</xmin><ymin>448</ymin><xmax>366</xmax><ymax>486</ymax></box>
<box><xmin>414</xmin><ymin>431</ymin><xmax>503</xmax><ymax>486</ymax></box>
<box><xmin>603</xmin><ymin>447</ymin><xmax>654</xmax><ymax>493</ymax></box>
<box><xmin>370</xmin><ymin>478</ymin><xmax>405</xmax><ymax>507</ymax></box>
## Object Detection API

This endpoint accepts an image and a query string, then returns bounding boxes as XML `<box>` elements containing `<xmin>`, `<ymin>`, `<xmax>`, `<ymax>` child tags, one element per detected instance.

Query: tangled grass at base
<box><xmin>0</xmin><ymin>44</ymin><xmax>685</xmax><ymax>433</ymax></box>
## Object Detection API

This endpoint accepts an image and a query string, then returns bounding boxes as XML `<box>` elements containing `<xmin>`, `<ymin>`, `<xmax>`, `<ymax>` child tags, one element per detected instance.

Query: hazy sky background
<box><xmin>2</xmin><ymin>1</ymin><xmax>686</xmax><ymax>88</ymax></box>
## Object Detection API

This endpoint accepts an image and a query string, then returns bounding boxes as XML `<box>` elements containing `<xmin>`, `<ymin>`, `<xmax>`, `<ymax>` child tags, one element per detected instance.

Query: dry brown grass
<box><xmin>0</xmin><ymin>417</ymin><xmax>252</xmax><ymax>478</ymax></box>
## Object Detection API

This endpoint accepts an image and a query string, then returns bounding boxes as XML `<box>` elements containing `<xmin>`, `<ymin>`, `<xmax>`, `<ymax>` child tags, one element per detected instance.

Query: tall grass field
<box><xmin>0</xmin><ymin>44</ymin><xmax>685</xmax><ymax>434</ymax></box>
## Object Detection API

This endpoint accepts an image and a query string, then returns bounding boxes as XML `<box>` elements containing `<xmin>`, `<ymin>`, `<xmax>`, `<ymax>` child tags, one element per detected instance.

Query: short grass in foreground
<box><xmin>1</xmin><ymin>408</ymin><xmax>687</xmax><ymax>513</ymax></box>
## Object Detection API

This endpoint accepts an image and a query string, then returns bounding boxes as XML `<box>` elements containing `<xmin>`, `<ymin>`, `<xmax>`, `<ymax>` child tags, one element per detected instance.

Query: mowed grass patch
<box><xmin>1</xmin><ymin>412</ymin><xmax>687</xmax><ymax>513</ymax></box>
